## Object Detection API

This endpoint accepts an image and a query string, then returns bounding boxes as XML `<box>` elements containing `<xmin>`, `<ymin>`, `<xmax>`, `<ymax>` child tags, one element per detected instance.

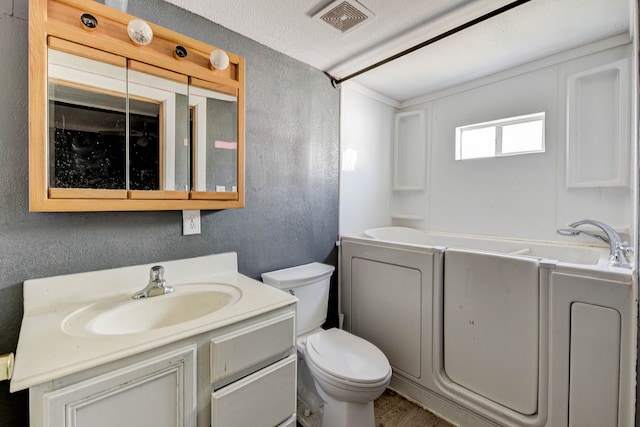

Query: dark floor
<box><xmin>374</xmin><ymin>389</ymin><xmax>454</xmax><ymax>427</ymax></box>
<box><xmin>296</xmin><ymin>389</ymin><xmax>454</xmax><ymax>427</ymax></box>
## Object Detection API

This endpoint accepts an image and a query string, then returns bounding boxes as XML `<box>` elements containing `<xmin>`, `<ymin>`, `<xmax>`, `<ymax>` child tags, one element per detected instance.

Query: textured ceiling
<box><xmin>165</xmin><ymin>0</ymin><xmax>631</xmax><ymax>102</ymax></box>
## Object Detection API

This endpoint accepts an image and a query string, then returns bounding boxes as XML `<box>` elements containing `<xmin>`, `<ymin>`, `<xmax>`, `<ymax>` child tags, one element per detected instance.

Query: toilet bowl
<box><xmin>304</xmin><ymin>328</ymin><xmax>391</xmax><ymax>427</ymax></box>
<box><xmin>262</xmin><ymin>263</ymin><xmax>391</xmax><ymax>427</ymax></box>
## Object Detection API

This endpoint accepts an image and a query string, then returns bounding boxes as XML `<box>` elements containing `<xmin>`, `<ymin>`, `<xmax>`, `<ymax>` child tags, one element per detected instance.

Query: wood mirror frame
<box><xmin>29</xmin><ymin>0</ymin><xmax>245</xmax><ymax>211</ymax></box>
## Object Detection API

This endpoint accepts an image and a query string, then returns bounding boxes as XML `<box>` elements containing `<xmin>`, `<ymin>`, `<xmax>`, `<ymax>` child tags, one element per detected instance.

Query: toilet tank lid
<box><xmin>261</xmin><ymin>262</ymin><xmax>335</xmax><ymax>288</ymax></box>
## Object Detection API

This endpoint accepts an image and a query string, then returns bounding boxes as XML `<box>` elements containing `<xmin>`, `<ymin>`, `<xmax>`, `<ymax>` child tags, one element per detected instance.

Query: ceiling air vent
<box><xmin>314</xmin><ymin>1</ymin><xmax>374</xmax><ymax>35</ymax></box>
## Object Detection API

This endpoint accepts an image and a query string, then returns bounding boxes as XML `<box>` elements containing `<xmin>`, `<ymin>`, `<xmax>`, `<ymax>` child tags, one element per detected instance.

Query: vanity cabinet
<box><xmin>28</xmin><ymin>306</ymin><xmax>296</xmax><ymax>427</ymax></box>
<box><xmin>30</xmin><ymin>0</ymin><xmax>245</xmax><ymax>211</ymax></box>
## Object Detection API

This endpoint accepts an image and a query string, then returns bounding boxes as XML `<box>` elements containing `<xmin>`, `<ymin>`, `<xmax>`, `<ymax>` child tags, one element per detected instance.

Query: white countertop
<box><xmin>10</xmin><ymin>252</ymin><xmax>297</xmax><ymax>392</ymax></box>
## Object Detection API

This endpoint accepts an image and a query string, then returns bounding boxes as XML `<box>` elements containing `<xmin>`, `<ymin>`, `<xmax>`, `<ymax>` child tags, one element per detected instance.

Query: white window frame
<box><xmin>455</xmin><ymin>112</ymin><xmax>545</xmax><ymax>160</ymax></box>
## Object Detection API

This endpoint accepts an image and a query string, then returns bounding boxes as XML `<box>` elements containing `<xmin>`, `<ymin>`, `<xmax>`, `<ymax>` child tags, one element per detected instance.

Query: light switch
<box><xmin>182</xmin><ymin>210</ymin><xmax>201</xmax><ymax>235</ymax></box>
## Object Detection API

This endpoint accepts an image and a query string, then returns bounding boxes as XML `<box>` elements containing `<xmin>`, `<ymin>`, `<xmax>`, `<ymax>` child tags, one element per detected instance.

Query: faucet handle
<box><xmin>150</xmin><ymin>265</ymin><xmax>165</xmax><ymax>282</ymax></box>
<box><xmin>618</xmin><ymin>242</ymin><xmax>634</xmax><ymax>256</ymax></box>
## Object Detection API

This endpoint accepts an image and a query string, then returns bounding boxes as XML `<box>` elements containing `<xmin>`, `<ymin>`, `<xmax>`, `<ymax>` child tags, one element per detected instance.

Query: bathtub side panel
<box><xmin>548</xmin><ymin>270</ymin><xmax>634</xmax><ymax>427</ymax></box>
<box><xmin>351</xmin><ymin>257</ymin><xmax>424</xmax><ymax>377</ymax></box>
<box><xmin>341</xmin><ymin>238</ymin><xmax>438</xmax><ymax>389</ymax></box>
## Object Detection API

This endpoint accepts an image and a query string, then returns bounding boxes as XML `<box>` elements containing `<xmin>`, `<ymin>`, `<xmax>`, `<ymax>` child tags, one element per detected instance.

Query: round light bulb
<box><xmin>209</xmin><ymin>49</ymin><xmax>230</xmax><ymax>70</ymax></box>
<box><xmin>127</xmin><ymin>19</ymin><xmax>153</xmax><ymax>46</ymax></box>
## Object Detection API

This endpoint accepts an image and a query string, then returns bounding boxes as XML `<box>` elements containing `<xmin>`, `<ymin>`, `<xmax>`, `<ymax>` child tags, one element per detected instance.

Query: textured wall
<box><xmin>0</xmin><ymin>0</ymin><xmax>339</xmax><ymax>424</ymax></box>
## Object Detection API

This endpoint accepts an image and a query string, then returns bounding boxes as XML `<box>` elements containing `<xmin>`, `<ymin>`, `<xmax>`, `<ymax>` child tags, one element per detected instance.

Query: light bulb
<box><xmin>127</xmin><ymin>19</ymin><xmax>153</xmax><ymax>46</ymax></box>
<box><xmin>209</xmin><ymin>49</ymin><xmax>230</xmax><ymax>70</ymax></box>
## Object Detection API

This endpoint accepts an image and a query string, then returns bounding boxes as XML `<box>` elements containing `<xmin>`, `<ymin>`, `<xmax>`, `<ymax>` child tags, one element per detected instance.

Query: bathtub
<box><xmin>340</xmin><ymin>227</ymin><xmax>636</xmax><ymax>427</ymax></box>
<box><xmin>362</xmin><ymin>226</ymin><xmax>614</xmax><ymax>265</ymax></box>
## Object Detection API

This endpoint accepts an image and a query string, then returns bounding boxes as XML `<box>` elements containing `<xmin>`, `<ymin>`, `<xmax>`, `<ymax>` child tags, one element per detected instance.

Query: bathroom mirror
<box><xmin>189</xmin><ymin>79</ymin><xmax>239</xmax><ymax>195</ymax></box>
<box><xmin>48</xmin><ymin>41</ymin><xmax>128</xmax><ymax>194</ymax></box>
<box><xmin>127</xmin><ymin>61</ymin><xmax>190</xmax><ymax>196</ymax></box>
<box><xmin>47</xmin><ymin>39</ymin><xmax>190</xmax><ymax>198</ymax></box>
<box><xmin>30</xmin><ymin>0</ymin><xmax>245</xmax><ymax>211</ymax></box>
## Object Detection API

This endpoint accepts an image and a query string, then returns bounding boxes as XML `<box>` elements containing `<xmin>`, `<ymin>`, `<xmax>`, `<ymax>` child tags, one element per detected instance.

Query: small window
<box><xmin>455</xmin><ymin>112</ymin><xmax>545</xmax><ymax>160</ymax></box>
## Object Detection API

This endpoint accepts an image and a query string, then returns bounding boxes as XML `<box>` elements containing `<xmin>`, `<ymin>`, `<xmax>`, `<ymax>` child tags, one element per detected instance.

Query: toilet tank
<box><xmin>262</xmin><ymin>262</ymin><xmax>335</xmax><ymax>335</ymax></box>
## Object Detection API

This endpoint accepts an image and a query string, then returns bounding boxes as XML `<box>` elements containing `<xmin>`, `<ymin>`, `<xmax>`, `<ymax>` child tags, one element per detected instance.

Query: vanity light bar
<box><xmin>54</xmin><ymin>0</ymin><xmax>240</xmax><ymax>84</ymax></box>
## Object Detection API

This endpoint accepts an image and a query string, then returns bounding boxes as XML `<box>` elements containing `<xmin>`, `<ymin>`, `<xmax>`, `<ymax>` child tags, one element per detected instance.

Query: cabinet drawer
<box><xmin>211</xmin><ymin>354</ymin><xmax>296</xmax><ymax>427</ymax></box>
<box><xmin>210</xmin><ymin>312</ymin><xmax>294</xmax><ymax>385</ymax></box>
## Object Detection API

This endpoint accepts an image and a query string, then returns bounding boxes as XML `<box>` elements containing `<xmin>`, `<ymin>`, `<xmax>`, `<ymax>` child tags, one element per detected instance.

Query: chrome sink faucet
<box><xmin>558</xmin><ymin>219</ymin><xmax>634</xmax><ymax>268</ymax></box>
<box><xmin>132</xmin><ymin>266</ymin><xmax>174</xmax><ymax>299</ymax></box>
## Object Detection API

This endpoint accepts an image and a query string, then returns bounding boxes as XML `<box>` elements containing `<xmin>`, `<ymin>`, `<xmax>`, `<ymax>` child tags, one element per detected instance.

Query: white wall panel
<box><xmin>339</xmin><ymin>83</ymin><xmax>396</xmax><ymax>235</ymax></box>
<box><xmin>428</xmin><ymin>66</ymin><xmax>558</xmax><ymax>240</ymax></box>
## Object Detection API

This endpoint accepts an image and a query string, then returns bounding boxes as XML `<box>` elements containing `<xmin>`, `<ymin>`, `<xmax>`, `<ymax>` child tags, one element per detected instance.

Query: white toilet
<box><xmin>262</xmin><ymin>262</ymin><xmax>391</xmax><ymax>427</ymax></box>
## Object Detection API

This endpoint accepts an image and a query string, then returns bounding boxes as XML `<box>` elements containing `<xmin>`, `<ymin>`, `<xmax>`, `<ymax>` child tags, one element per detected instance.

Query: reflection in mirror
<box><xmin>128</xmin><ymin>98</ymin><xmax>160</xmax><ymax>190</ymax></box>
<box><xmin>128</xmin><ymin>62</ymin><xmax>190</xmax><ymax>193</ymax></box>
<box><xmin>48</xmin><ymin>48</ymin><xmax>127</xmax><ymax>190</ymax></box>
<box><xmin>189</xmin><ymin>82</ymin><xmax>238</xmax><ymax>193</ymax></box>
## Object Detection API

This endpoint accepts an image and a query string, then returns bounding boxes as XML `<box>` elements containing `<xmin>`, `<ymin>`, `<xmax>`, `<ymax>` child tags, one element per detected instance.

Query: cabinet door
<box><xmin>189</xmin><ymin>78</ymin><xmax>240</xmax><ymax>197</ymax></box>
<box><xmin>127</xmin><ymin>60</ymin><xmax>190</xmax><ymax>198</ymax></box>
<box><xmin>47</xmin><ymin>38</ymin><xmax>128</xmax><ymax>199</ymax></box>
<box><xmin>41</xmin><ymin>345</ymin><xmax>196</xmax><ymax>427</ymax></box>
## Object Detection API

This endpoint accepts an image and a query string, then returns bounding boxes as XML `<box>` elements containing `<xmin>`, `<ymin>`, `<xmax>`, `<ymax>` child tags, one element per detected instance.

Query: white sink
<box><xmin>62</xmin><ymin>283</ymin><xmax>242</xmax><ymax>337</ymax></box>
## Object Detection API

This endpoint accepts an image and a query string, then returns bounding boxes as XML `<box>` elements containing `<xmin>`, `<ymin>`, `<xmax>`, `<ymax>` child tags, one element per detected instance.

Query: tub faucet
<box><xmin>132</xmin><ymin>265</ymin><xmax>174</xmax><ymax>299</ymax></box>
<box><xmin>564</xmin><ymin>219</ymin><xmax>633</xmax><ymax>268</ymax></box>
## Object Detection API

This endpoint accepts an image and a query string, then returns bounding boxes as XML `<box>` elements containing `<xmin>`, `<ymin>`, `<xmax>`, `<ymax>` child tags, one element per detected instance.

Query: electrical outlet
<box><xmin>182</xmin><ymin>210</ymin><xmax>201</xmax><ymax>235</ymax></box>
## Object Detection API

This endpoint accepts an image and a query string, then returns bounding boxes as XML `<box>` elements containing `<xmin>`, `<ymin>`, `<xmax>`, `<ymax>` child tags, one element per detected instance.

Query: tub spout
<box><xmin>556</xmin><ymin>228</ymin><xmax>609</xmax><ymax>244</ymax></box>
<box><xmin>565</xmin><ymin>220</ymin><xmax>633</xmax><ymax>268</ymax></box>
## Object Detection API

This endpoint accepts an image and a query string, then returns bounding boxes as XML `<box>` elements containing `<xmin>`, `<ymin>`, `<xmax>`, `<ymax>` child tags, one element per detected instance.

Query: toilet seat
<box><xmin>296</xmin><ymin>327</ymin><xmax>324</xmax><ymax>353</ymax></box>
<box><xmin>305</xmin><ymin>328</ymin><xmax>391</xmax><ymax>385</ymax></box>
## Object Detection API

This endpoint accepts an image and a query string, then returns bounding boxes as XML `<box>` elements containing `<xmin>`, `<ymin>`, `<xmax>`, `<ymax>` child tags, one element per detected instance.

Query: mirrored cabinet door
<box><xmin>189</xmin><ymin>78</ymin><xmax>240</xmax><ymax>199</ymax></box>
<box><xmin>127</xmin><ymin>61</ymin><xmax>189</xmax><ymax>199</ymax></box>
<box><xmin>47</xmin><ymin>38</ymin><xmax>128</xmax><ymax>199</ymax></box>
